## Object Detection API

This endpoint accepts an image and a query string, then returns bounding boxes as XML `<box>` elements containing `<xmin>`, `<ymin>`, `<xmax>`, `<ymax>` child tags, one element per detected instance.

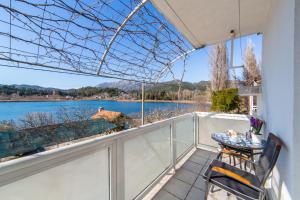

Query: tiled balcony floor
<box><xmin>153</xmin><ymin>149</ymin><xmax>237</xmax><ymax>200</ymax></box>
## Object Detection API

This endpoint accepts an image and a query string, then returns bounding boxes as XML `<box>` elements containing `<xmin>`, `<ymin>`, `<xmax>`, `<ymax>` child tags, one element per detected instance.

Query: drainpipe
<box><xmin>141</xmin><ymin>82</ymin><xmax>145</xmax><ymax>125</ymax></box>
<box><xmin>249</xmin><ymin>95</ymin><xmax>254</xmax><ymax>116</ymax></box>
<box><xmin>230</xmin><ymin>30</ymin><xmax>235</xmax><ymax>71</ymax></box>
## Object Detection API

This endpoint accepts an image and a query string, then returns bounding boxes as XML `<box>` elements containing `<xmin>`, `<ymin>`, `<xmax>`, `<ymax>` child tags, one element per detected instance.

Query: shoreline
<box><xmin>0</xmin><ymin>98</ymin><xmax>196</xmax><ymax>104</ymax></box>
<box><xmin>116</xmin><ymin>99</ymin><xmax>195</xmax><ymax>104</ymax></box>
<box><xmin>0</xmin><ymin>99</ymin><xmax>81</xmax><ymax>103</ymax></box>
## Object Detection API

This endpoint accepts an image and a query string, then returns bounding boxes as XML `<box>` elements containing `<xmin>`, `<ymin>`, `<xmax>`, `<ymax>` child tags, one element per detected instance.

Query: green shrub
<box><xmin>211</xmin><ymin>88</ymin><xmax>239</xmax><ymax>112</ymax></box>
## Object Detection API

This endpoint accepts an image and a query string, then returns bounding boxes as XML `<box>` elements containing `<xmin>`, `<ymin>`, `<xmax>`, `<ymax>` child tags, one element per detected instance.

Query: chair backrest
<box><xmin>255</xmin><ymin>133</ymin><xmax>283</xmax><ymax>185</ymax></box>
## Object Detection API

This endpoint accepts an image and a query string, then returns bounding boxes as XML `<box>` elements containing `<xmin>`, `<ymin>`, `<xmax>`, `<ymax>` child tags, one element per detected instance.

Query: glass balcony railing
<box><xmin>0</xmin><ymin>113</ymin><xmax>196</xmax><ymax>200</ymax></box>
<box><xmin>0</xmin><ymin>112</ymin><xmax>251</xmax><ymax>200</ymax></box>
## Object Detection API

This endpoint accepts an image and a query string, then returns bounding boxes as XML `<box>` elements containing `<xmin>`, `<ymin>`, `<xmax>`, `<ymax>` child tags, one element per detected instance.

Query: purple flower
<box><xmin>250</xmin><ymin>117</ymin><xmax>255</xmax><ymax>127</ymax></box>
<box><xmin>250</xmin><ymin>117</ymin><xmax>263</xmax><ymax>131</ymax></box>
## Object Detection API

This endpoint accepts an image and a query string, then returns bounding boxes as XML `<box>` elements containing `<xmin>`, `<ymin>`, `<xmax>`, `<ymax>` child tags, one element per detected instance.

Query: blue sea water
<box><xmin>0</xmin><ymin>100</ymin><xmax>192</xmax><ymax>121</ymax></box>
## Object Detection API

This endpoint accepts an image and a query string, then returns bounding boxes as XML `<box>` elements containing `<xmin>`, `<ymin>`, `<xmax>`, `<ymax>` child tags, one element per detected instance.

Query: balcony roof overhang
<box><xmin>151</xmin><ymin>0</ymin><xmax>272</xmax><ymax>48</ymax></box>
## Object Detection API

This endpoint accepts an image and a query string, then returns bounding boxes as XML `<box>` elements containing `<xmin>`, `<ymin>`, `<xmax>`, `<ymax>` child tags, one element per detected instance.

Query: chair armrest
<box><xmin>209</xmin><ymin>166</ymin><xmax>264</xmax><ymax>192</ymax></box>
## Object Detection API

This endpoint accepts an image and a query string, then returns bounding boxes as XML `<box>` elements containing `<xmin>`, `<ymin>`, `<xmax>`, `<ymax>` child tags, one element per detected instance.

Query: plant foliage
<box><xmin>211</xmin><ymin>88</ymin><xmax>239</xmax><ymax>112</ymax></box>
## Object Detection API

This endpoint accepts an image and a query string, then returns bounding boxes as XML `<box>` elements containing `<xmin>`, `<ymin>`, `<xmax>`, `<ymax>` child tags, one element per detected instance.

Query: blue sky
<box><xmin>0</xmin><ymin>1</ymin><xmax>263</xmax><ymax>89</ymax></box>
<box><xmin>0</xmin><ymin>34</ymin><xmax>262</xmax><ymax>89</ymax></box>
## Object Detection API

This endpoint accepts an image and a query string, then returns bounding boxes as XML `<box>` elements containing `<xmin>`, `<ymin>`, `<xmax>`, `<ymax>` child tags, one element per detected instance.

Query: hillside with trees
<box><xmin>128</xmin><ymin>81</ymin><xmax>210</xmax><ymax>101</ymax></box>
<box><xmin>0</xmin><ymin>85</ymin><xmax>122</xmax><ymax>101</ymax></box>
<box><xmin>0</xmin><ymin>81</ymin><xmax>210</xmax><ymax>102</ymax></box>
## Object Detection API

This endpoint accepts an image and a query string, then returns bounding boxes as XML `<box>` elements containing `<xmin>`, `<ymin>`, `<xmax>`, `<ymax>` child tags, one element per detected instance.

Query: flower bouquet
<box><xmin>250</xmin><ymin>117</ymin><xmax>264</xmax><ymax>135</ymax></box>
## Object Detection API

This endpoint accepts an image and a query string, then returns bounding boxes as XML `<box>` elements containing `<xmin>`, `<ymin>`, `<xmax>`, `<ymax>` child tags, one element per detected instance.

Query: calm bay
<box><xmin>0</xmin><ymin>100</ymin><xmax>192</xmax><ymax>121</ymax></box>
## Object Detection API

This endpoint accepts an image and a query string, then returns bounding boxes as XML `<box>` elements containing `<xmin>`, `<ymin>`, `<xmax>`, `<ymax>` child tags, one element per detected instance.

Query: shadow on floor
<box><xmin>153</xmin><ymin>149</ymin><xmax>238</xmax><ymax>200</ymax></box>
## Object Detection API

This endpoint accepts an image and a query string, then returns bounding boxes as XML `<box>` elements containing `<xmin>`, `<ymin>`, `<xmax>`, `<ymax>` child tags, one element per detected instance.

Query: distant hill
<box><xmin>0</xmin><ymin>81</ymin><xmax>210</xmax><ymax>101</ymax></box>
<box><xmin>10</xmin><ymin>84</ymin><xmax>62</xmax><ymax>91</ymax></box>
<box><xmin>96</xmin><ymin>80</ymin><xmax>140</xmax><ymax>91</ymax></box>
<box><xmin>97</xmin><ymin>80</ymin><xmax>210</xmax><ymax>92</ymax></box>
<box><xmin>147</xmin><ymin>81</ymin><xmax>210</xmax><ymax>92</ymax></box>
<box><xmin>0</xmin><ymin>84</ymin><xmax>121</xmax><ymax>98</ymax></box>
<box><xmin>0</xmin><ymin>80</ymin><xmax>210</xmax><ymax>93</ymax></box>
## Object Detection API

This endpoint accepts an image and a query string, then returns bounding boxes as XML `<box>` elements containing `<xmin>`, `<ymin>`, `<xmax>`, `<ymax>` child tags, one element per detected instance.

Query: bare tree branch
<box><xmin>243</xmin><ymin>40</ymin><xmax>261</xmax><ymax>86</ymax></box>
<box><xmin>209</xmin><ymin>42</ymin><xmax>228</xmax><ymax>91</ymax></box>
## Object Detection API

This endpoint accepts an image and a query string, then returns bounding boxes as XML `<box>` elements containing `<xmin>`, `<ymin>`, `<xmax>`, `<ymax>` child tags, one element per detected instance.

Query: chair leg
<box><xmin>217</xmin><ymin>152</ymin><xmax>223</xmax><ymax>161</ymax></box>
<box><xmin>210</xmin><ymin>185</ymin><xmax>222</xmax><ymax>193</ymax></box>
<box><xmin>210</xmin><ymin>185</ymin><xmax>214</xmax><ymax>193</ymax></box>
<box><xmin>239</xmin><ymin>157</ymin><xmax>243</xmax><ymax>169</ymax></box>
<box><xmin>205</xmin><ymin>171</ymin><xmax>213</xmax><ymax>200</ymax></box>
<box><xmin>249</xmin><ymin>160</ymin><xmax>253</xmax><ymax>173</ymax></box>
<box><xmin>251</xmin><ymin>155</ymin><xmax>256</xmax><ymax>172</ymax></box>
<box><xmin>258</xmin><ymin>192</ymin><xmax>266</xmax><ymax>200</ymax></box>
<box><xmin>205</xmin><ymin>181</ymin><xmax>211</xmax><ymax>200</ymax></box>
<box><xmin>233</xmin><ymin>156</ymin><xmax>236</xmax><ymax>166</ymax></box>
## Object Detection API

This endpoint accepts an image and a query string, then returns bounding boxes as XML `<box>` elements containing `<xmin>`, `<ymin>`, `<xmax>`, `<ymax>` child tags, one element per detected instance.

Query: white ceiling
<box><xmin>151</xmin><ymin>0</ymin><xmax>272</xmax><ymax>48</ymax></box>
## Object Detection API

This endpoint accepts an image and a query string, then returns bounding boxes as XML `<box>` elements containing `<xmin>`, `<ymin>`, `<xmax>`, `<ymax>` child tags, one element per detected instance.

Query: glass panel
<box><xmin>197</xmin><ymin>114</ymin><xmax>249</xmax><ymax>147</ymax></box>
<box><xmin>175</xmin><ymin>117</ymin><xmax>194</xmax><ymax>159</ymax></box>
<box><xmin>0</xmin><ymin>119</ymin><xmax>116</xmax><ymax>160</ymax></box>
<box><xmin>0</xmin><ymin>148</ymin><xmax>110</xmax><ymax>200</ymax></box>
<box><xmin>124</xmin><ymin>125</ymin><xmax>171</xmax><ymax>200</ymax></box>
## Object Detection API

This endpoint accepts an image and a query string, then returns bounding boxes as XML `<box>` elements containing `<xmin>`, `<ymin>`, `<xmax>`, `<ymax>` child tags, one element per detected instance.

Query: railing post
<box><xmin>141</xmin><ymin>82</ymin><xmax>145</xmax><ymax>125</ymax></box>
<box><xmin>113</xmin><ymin>138</ymin><xmax>125</xmax><ymax>200</ymax></box>
<box><xmin>193</xmin><ymin>113</ymin><xmax>198</xmax><ymax>148</ymax></box>
<box><xmin>170</xmin><ymin>120</ymin><xmax>177</xmax><ymax>170</ymax></box>
<box><xmin>110</xmin><ymin>141</ymin><xmax>117</xmax><ymax>200</ymax></box>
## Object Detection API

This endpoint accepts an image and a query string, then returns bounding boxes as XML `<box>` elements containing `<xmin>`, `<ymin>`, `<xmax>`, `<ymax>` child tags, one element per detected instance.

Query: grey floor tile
<box><xmin>153</xmin><ymin>190</ymin><xmax>181</xmax><ymax>200</ymax></box>
<box><xmin>185</xmin><ymin>187</ymin><xmax>205</xmax><ymax>200</ymax></box>
<box><xmin>189</xmin><ymin>154</ymin><xmax>208</xmax><ymax>165</ymax></box>
<box><xmin>153</xmin><ymin>148</ymin><xmax>237</xmax><ymax>200</ymax></box>
<box><xmin>209</xmin><ymin>152</ymin><xmax>218</xmax><ymax>160</ymax></box>
<box><xmin>194</xmin><ymin>175</ymin><xmax>207</xmax><ymax>191</ymax></box>
<box><xmin>194</xmin><ymin>149</ymin><xmax>212</xmax><ymax>159</ymax></box>
<box><xmin>200</xmin><ymin>161</ymin><xmax>211</xmax><ymax>176</ymax></box>
<box><xmin>163</xmin><ymin>178</ymin><xmax>191</xmax><ymax>199</ymax></box>
<box><xmin>174</xmin><ymin>168</ymin><xmax>198</xmax><ymax>185</ymax></box>
<box><xmin>205</xmin><ymin>159</ymin><xmax>214</xmax><ymax>165</ymax></box>
<box><xmin>182</xmin><ymin>161</ymin><xmax>203</xmax><ymax>174</ymax></box>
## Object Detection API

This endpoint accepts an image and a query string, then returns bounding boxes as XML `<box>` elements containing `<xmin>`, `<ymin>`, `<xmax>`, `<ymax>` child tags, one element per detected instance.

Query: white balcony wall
<box><xmin>196</xmin><ymin>112</ymin><xmax>250</xmax><ymax>150</ymax></box>
<box><xmin>0</xmin><ymin>148</ymin><xmax>110</xmax><ymax>200</ymax></box>
<box><xmin>295</xmin><ymin>1</ymin><xmax>300</xmax><ymax>199</ymax></box>
<box><xmin>261</xmin><ymin>0</ymin><xmax>300</xmax><ymax>199</ymax></box>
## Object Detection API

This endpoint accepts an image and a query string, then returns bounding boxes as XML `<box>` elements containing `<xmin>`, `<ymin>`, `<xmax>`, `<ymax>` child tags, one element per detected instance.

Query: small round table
<box><xmin>212</xmin><ymin>132</ymin><xmax>265</xmax><ymax>169</ymax></box>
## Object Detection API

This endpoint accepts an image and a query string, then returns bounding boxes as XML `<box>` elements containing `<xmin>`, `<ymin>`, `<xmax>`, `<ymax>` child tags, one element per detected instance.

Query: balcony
<box><xmin>0</xmin><ymin>112</ymin><xmax>251</xmax><ymax>200</ymax></box>
<box><xmin>0</xmin><ymin>0</ymin><xmax>297</xmax><ymax>199</ymax></box>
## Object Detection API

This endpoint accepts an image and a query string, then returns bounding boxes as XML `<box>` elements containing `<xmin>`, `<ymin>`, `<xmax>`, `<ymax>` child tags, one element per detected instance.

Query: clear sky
<box><xmin>0</xmin><ymin>0</ymin><xmax>263</xmax><ymax>89</ymax></box>
<box><xmin>0</xmin><ymin>34</ymin><xmax>262</xmax><ymax>89</ymax></box>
